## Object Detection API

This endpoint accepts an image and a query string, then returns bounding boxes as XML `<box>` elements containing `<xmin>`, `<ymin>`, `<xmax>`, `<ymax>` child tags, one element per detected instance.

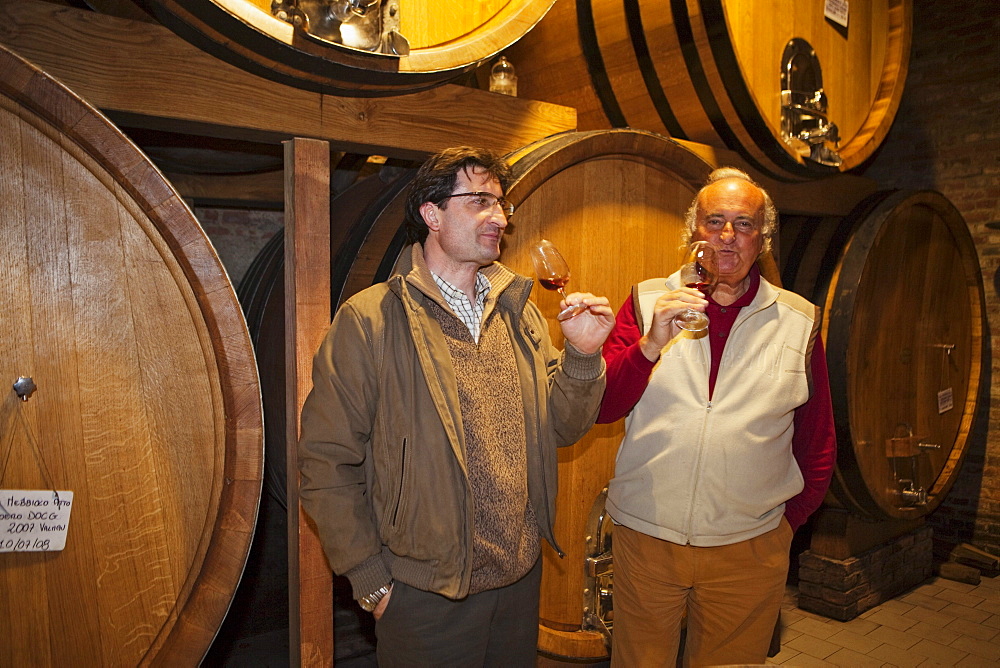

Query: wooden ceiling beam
<box><xmin>0</xmin><ymin>0</ymin><xmax>576</xmax><ymax>159</ymax></box>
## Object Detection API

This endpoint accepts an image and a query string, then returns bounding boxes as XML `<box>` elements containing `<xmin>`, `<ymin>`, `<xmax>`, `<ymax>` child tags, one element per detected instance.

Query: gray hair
<box><xmin>681</xmin><ymin>167</ymin><xmax>776</xmax><ymax>253</ymax></box>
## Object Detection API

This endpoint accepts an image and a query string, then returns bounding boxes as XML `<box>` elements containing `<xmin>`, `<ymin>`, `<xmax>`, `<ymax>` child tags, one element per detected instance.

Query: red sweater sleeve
<box><xmin>784</xmin><ymin>335</ymin><xmax>837</xmax><ymax>531</ymax></box>
<box><xmin>598</xmin><ymin>295</ymin><xmax>657</xmax><ymax>423</ymax></box>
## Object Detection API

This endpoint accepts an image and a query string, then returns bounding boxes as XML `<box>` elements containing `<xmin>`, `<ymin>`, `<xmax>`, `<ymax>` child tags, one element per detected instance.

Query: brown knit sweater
<box><xmin>429</xmin><ymin>300</ymin><xmax>540</xmax><ymax>594</ymax></box>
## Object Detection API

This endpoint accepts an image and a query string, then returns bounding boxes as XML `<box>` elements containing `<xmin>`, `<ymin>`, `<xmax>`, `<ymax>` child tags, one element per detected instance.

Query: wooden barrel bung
<box><xmin>780</xmin><ymin>191</ymin><xmax>986</xmax><ymax>521</ymax></box>
<box><xmin>0</xmin><ymin>44</ymin><xmax>263</xmax><ymax>665</ymax></box>
<box><xmin>506</xmin><ymin>0</ymin><xmax>912</xmax><ymax>181</ymax></box>
<box><xmin>138</xmin><ymin>0</ymin><xmax>556</xmax><ymax>94</ymax></box>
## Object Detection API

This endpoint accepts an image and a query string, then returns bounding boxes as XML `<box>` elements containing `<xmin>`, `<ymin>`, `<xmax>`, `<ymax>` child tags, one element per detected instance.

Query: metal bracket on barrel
<box><xmin>13</xmin><ymin>376</ymin><xmax>36</xmax><ymax>401</ymax></box>
<box><xmin>582</xmin><ymin>488</ymin><xmax>614</xmax><ymax>652</ymax></box>
<box><xmin>272</xmin><ymin>0</ymin><xmax>409</xmax><ymax>55</ymax></box>
<box><xmin>886</xmin><ymin>427</ymin><xmax>939</xmax><ymax>508</ymax></box>
<box><xmin>780</xmin><ymin>38</ymin><xmax>842</xmax><ymax>167</ymax></box>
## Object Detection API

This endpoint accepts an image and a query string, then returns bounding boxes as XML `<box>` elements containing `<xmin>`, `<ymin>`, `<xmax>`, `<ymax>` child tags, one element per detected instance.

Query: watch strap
<box><xmin>358</xmin><ymin>583</ymin><xmax>391</xmax><ymax>612</ymax></box>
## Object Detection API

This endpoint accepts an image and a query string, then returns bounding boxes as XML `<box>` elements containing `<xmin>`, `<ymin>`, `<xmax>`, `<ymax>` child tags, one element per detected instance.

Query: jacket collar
<box><xmin>390</xmin><ymin>243</ymin><xmax>534</xmax><ymax>316</ymax></box>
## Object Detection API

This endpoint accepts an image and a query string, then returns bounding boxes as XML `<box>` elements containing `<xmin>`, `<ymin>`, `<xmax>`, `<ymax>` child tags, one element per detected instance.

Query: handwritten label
<box><xmin>825</xmin><ymin>0</ymin><xmax>849</xmax><ymax>28</ymax></box>
<box><xmin>0</xmin><ymin>490</ymin><xmax>73</xmax><ymax>552</ymax></box>
<box><xmin>938</xmin><ymin>387</ymin><xmax>954</xmax><ymax>414</ymax></box>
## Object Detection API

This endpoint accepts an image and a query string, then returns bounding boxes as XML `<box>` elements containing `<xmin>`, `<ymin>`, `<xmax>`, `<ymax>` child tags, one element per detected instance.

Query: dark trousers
<box><xmin>375</xmin><ymin>558</ymin><xmax>541</xmax><ymax>667</ymax></box>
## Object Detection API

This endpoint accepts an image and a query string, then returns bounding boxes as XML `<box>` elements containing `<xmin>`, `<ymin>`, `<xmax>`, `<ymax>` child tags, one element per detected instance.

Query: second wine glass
<box><xmin>529</xmin><ymin>239</ymin><xmax>588</xmax><ymax>321</ymax></box>
<box><xmin>674</xmin><ymin>241</ymin><xmax>718</xmax><ymax>332</ymax></box>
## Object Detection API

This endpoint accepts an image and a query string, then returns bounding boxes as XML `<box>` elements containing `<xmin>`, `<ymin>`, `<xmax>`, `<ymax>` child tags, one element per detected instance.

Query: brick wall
<box><xmin>195</xmin><ymin>207</ymin><xmax>283</xmax><ymax>289</ymax></box>
<box><xmin>860</xmin><ymin>2</ymin><xmax>1000</xmax><ymax>556</ymax></box>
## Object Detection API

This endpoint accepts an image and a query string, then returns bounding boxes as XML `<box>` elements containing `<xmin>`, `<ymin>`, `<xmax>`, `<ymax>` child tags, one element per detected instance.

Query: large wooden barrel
<box><xmin>780</xmin><ymin>191</ymin><xmax>986</xmax><ymax>521</ymax></box>
<box><xmin>506</xmin><ymin>0</ymin><xmax>912</xmax><ymax>181</ymax></box>
<box><xmin>0</xmin><ymin>44</ymin><xmax>263</xmax><ymax>666</ymax></box>
<box><xmin>139</xmin><ymin>0</ymin><xmax>555</xmax><ymax>94</ymax></box>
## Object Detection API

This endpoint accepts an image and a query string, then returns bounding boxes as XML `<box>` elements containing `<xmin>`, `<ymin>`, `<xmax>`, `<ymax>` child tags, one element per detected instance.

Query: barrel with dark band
<box><xmin>140</xmin><ymin>0</ymin><xmax>556</xmax><ymax>95</ymax></box>
<box><xmin>507</xmin><ymin>0</ymin><xmax>912</xmax><ymax>182</ymax></box>
<box><xmin>780</xmin><ymin>190</ymin><xmax>986</xmax><ymax>521</ymax></box>
<box><xmin>0</xmin><ymin>44</ymin><xmax>263</xmax><ymax>665</ymax></box>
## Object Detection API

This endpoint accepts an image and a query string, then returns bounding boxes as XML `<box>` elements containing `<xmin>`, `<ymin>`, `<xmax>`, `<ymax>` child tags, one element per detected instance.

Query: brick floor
<box><xmin>767</xmin><ymin>575</ymin><xmax>1000</xmax><ymax>667</ymax></box>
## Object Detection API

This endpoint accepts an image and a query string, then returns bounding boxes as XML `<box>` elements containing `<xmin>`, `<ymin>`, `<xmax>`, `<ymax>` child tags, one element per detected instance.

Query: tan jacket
<box><xmin>298</xmin><ymin>244</ymin><xmax>605</xmax><ymax>600</ymax></box>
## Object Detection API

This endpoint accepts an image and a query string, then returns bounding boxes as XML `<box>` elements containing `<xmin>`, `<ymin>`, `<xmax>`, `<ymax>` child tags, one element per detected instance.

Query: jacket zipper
<box><xmin>681</xmin><ymin>296</ymin><xmax>765</xmax><ymax>541</ymax></box>
<box><xmin>683</xmin><ymin>400</ymin><xmax>713</xmax><ymax>543</ymax></box>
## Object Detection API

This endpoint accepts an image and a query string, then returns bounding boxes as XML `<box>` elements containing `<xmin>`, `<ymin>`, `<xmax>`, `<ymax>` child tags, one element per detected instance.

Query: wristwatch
<box><xmin>358</xmin><ymin>583</ymin><xmax>392</xmax><ymax>613</ymax></box>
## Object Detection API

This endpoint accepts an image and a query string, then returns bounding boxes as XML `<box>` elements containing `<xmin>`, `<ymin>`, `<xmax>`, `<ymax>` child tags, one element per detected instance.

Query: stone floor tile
<box><xmin>797</xmin><ymin>607</ymin><xmax>843</xmax><ymax>623</ymax></box>
<box><xmin>779</xmin><ymin>652</ymin><xmax>835</xmax><ymax>667</ymax></box>
<box><xmin>880</xmin><ymin>599</ymin><xmax>917</xmax><ymax>616</ymax></box>
<box><xmin>937</xmin><ymin>587</ymin><xmax>987</xmax><ymax>608</ymax></box>
<box><xmin>785</xmin><ymin>633</ymin><xmax>840</xmax><ymax>660</ymax></box>
<box><xmin>949</xmin><ymin>635</ymin><xmax>1000</xmax><ymax>661</ymax></box>
<box><xmin>969</xmin><ymin>584</ymin><xmax>998</xmax><ymax>599</ymax></box>
<box><xmin>975</xmin><ymin>576</ymin><xmax>999</xmax><ymax>590</ymax></box>
<box><xmin>867</xmin><ymin>609</ymin><xmax>920</xmax><ymax>631</ymax></box>
<box><xmin>974</xmin><ymin>597</ymin><xmax>1000</xmax><ymax>615</ymax></box>
<box><xmin>955</xmin><ymin>653</ymin><xmax>1000</xmax><ymax>667</ymax></box>
<box><xmin>825</xmin><ymin>647</ymin><xmax>885</xmax><ymax>667</ymax></box>
<box><xmin>867</xmin><ymin>625</ymin><xmax>922</xmax><ymax>650</ymax></box>
<box><xmin>778</xmin><ymin>625</ymin><xmax>803</xmax><ymax>643</ymax></box>
<box><xmin>910</xmin><ymin>638</ymin><xmax>970</xmax><ymax>664</ymax></box>
<box><xmin>935</xmin><ymin>578</ymin><xmax>978</xmax><ymax>593</ymax></box>
<box><xmin>904</xmin><ymin>604</ymin><xmax>956</xmax><ymax>627</ymax></box>
<box><xmin>869</xmin><ymin>642</ymin><xmax>927</xmax><ymax>668</ymax></box>
<box><xmin>835</xmin><ymin>616</ymin><xmax>881</xmax><ymax>636</ymax></box>
<box><xmin>941</xmin><ymin>602</ymin><xmax>993</xmax><ymax>624</ymax></box>
<box><xmin>945</xmin><ymin>616</ymin><xmax>1000</xmax><ymax>641</ymax></box>
<box><xmin>826</xmin><ymin>628</ymin><xmax>883</xmax><ymax>654</ymax></box>
<box><xmin>900</xmin><ymin>591</ymin><xmax>950</xmax><ymax>612</ymax></box>
<box><xmin>766</xmin><ymin>646</ymin><xmax>802</xmax><ymax>664</ymax></box>
<box><xmin>912</xmin><ymin>582</ymin><xmax>945</xmax><ymax>598</ymax></box>
<box><xmin>983</xmin><ymin>614</ymin><xmax>1000</xmax><ymax>630</ymax></box>
<box><xmin>906</xmin><ymin>620</ymin><xmax>962</xmax><ymax>644</ymax></box>
<box><xmin>788</xmin><ymin>616</ymin><xmax>840</xmax><ymax>640</ymax></box>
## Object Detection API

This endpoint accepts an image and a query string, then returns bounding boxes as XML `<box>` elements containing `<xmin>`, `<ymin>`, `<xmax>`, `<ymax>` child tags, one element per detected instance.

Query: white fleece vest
<box><xmin>606</xmin><ymin>272</ymin><xmax>819</xmax><ymax>547</ymax></box>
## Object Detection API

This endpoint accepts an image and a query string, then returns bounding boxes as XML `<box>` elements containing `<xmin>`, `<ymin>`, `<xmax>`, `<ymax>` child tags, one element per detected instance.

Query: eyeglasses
<box><xmin>437</xmin><ymin>192</ymin><xmax>515</xmax><ymax>217</ymax></box>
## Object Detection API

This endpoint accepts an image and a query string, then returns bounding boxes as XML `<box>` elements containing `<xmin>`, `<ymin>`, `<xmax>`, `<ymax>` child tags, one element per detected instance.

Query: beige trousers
<box><xmin>611</xmin><ymin>519</ymin><xmax>793</xmax><ymax>667</ymax></box>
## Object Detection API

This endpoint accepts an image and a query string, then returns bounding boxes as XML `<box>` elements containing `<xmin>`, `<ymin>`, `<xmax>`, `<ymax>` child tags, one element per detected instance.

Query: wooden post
<box><xmin>284</xmin><ymin>138</ymin><xmax>333</xmax><ymax>666</ymax></box>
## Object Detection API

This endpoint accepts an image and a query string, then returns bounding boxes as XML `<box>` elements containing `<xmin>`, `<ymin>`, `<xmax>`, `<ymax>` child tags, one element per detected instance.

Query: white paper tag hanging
<box><xmin>825</xmin><ymin>0</ymin><xmax>849</xmax><ymax>28</ymax></box>
<box><xmin>937</xmin><ymin>388</ymin><xmax>954</xmax><ymax>415</ymax></box>
<box><xmin>0</xmin><ymin>490</ymin><xmax>74</xmax><ymax>552</ymax></box>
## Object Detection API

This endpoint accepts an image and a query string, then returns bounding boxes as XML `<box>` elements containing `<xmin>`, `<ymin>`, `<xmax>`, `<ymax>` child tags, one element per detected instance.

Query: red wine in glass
<box><xmin>675</xmin><ymin>242</ymin><xmax>718</xmax><ymax>332</ymax></box>
<box><xmin>529</xmin><ymin>239</ymin><xmax>588</xmax><ymax>321</ymax></box>
<box><xmin>538</xmin><ymin>276</ymin><xmax>570</xmax><ymax>292</ymax></box>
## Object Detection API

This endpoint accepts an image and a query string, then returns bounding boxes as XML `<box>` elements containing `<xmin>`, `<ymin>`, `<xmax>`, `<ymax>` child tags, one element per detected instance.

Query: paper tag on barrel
<box><xmin>0</xmin><ymin>490</ymin><xmax>73</xmax><ymax>552</ymax></box>
<box><xmin>938</xmin><ymin>388</ymin><xmax>954</xmax><ymax>415</ymax></box>
<box><xmin>824</xmin><ymin>0</ymin><xmax>849</xmax><ymax>28</ymax></box>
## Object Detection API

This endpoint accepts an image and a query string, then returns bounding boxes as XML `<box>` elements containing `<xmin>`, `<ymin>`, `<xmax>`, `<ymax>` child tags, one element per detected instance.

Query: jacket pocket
<box><xmin>390</xmin><ymin>437</ymin><xmax>407</xmax><ymax>527</ymax></box>
<box><xmin>522</xmin><ymin>321</ymin><xmax>543</xmax><ymax>351</ymax></box>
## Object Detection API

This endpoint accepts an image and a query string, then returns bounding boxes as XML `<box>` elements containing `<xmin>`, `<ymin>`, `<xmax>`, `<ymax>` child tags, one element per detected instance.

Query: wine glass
<box><xmin>529</xmin><ymin>239</ymin><xmax>588</xmax><ymax>321</ymax></box>
<box><xmin>674</xmin><ymin>241</ymin><xmax>718</xmax><ymax>332</ymax></box>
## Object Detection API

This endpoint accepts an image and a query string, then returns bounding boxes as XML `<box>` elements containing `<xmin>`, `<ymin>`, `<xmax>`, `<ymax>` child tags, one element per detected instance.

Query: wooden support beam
<box><xmin>284</xmin><ymin>138</ymin><xmax>333</xmax><ymax>667</ymax></box>
<box><xmin>0</xmin><ymin>0</ymin><xmax>576</xmax><ymax>159</ymax></box>
<box><xmin>165</xmin><ymin>170</ymin><xmax>285</xmax><ymax>208</ymax></box>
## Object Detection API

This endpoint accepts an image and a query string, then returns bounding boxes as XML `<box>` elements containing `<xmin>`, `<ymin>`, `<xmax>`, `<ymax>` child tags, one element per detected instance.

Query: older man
<box><xmin>598</xmin><ymin>168</ymin><xmax>836</xmax><ymax>666</ymax></box>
